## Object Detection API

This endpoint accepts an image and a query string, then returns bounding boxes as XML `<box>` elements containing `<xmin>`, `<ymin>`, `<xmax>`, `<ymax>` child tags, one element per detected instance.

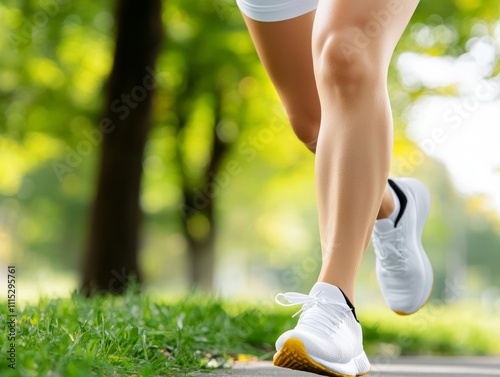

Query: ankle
<box><xmin>317</xmin><ymin>278</ymin><xmax>355</xmax><ymax>306</ymax></box>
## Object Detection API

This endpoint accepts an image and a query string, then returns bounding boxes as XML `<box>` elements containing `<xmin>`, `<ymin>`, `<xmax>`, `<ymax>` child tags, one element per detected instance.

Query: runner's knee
<box><xmin>314</xmin><ymin>28</ymin><xmax>382</xmax><ymax>94</ymax></box>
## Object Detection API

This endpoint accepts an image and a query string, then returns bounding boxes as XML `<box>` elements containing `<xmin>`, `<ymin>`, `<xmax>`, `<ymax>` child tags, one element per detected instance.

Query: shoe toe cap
<box><xmin>377</xmin><ymin>262</ymin><xmax>430</xmax><ymax>313</ymax></box>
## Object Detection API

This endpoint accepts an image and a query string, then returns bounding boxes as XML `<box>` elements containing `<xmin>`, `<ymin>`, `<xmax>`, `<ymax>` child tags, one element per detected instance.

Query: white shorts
<box><xmin>236</xmin><ymin>0</ymin><xmax>319</xmax><ymax>22</ymax></box>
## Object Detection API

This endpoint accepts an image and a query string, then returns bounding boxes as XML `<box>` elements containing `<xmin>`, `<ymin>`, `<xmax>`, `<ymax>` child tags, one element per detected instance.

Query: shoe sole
<box><xmin>393</xmin><ymin>178</ymin><xmax>434</xmax><ymax>315</ymax></box>
<box><xmin>273</xmin><ymin>338</ymin><xmax>370</xmax><ymax>377</ymax></box>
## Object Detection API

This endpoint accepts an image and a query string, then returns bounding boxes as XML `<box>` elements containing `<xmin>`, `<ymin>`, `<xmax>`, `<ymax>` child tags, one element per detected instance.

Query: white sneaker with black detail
<box><xmin>273</xmin><ymin>282</ymin><xmax>370</xmax><ymax>377</ymax></box>
<box><xmin>372</xmin><ymin>177</ymin><xmax>434</xmax><ymax>315</ymax></box>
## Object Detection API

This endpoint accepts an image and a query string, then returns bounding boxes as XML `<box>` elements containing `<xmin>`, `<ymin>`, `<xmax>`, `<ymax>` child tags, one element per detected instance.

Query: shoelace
<box><xmin>275</xmin><ymin>291</ymin><xmax>351</xmax><ymax>334</ymax></box>
<box><xmin>373</xmin><ymin>226</ymin><xmax>407</xmax><ymax>271</ymax></box>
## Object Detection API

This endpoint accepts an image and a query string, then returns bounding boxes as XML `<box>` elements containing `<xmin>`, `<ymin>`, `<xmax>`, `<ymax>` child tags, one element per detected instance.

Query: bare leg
<box><xmin>242</xmin><ymin>12</ymin><xmax>321</xmax><ymax>152</ymax></box>
<box><xmin>240</xmin><ymin>5</ymin><xmax>416</xmax><ymax>302</ymax></box>
<box><xmin>242</xmin><ymin>13</ymin><xmax>396</xmax><ymax>221</ymax></box>
<box><xmin>312</xmin><ymin>0</ymin><xmax>420</xmax><ymax>302</ymax></box>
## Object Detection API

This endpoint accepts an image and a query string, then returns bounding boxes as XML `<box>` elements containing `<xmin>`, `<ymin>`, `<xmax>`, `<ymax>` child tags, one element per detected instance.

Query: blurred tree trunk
<box><xmin>81</xmin><ymin>0</ymin><xmax>163</xmax><ymax>295</ymax></box>
<box><xmin>177</xmin><ymin>90</ymin><xmax>227</xmax><ymax>291</ymax></box>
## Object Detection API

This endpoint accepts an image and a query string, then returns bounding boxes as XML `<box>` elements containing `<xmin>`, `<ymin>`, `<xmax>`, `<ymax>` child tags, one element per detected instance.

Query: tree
<box><xmin>163</xmin><ymin>0</ymin><xmax>256</xmax><ymax>290</ymax></box>
<box><xmin>176</xmin><ymin>85</ymin><xmax>228</xmax><ymax>291</ymax></box>
<box><xmin>81</xmin><ymin>0</ymin><xmax>164</xmax><ymax>295</ymax></box>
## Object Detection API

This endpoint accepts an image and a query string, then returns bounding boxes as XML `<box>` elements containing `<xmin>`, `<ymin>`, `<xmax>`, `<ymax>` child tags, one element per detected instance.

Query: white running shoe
<box><xmin>273</xmin><ymin>282</ymin><xmax>370</xmax><ymax>377</ymax></box>
<box><xmin>372</xmin><ymin>178</ymin><xmax>433</xmax><ymax>315</ymax></box>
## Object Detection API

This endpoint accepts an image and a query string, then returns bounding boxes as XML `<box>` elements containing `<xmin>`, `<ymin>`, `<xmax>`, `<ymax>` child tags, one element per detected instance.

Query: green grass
<box><xmin>1</xmin><ymin>291</ymin><xmax>499</xmax><ymax>377</ymax></box>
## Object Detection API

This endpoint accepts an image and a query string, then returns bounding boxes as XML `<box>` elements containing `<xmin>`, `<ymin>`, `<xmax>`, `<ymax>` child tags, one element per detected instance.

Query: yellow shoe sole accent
<box><xmin>273</xmin><ymin>338</ymin><xmax>369</xmax><ymax>377</ymax></box>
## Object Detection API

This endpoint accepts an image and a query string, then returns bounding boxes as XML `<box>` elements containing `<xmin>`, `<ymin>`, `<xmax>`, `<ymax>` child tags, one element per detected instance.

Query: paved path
<box><xmin>200</xmin><ymin>357</ymin><xmax>500</xmax><ymax>377</ymax></box>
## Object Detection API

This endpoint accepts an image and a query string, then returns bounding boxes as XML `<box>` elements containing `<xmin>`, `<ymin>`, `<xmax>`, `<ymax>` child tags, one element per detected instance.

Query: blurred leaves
<box><xmin>0</xmin><ymin>0</ymin><xmax>499</xmax><ymax>295</ymax></box>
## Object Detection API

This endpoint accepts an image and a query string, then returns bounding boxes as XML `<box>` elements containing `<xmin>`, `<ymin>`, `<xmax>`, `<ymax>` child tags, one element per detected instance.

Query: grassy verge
<box><xmin>1</xmin><ymin>291</ymin><xmax>498</xmax><ymax>377</ymax></box>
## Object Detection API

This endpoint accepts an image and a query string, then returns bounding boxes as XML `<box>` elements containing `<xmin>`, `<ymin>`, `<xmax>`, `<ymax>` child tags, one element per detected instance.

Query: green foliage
<box><xmin>1</xmin><ymin>0</ymin><xmax>500</xmax><ymax>298</ymax></box>
<box><xmin>0</xmin><ymin>292</ymin><xmax>251</xmax><ymax>377</ymax></box>
<box><xmin>361</xmin><ymin>304</ymin><xmax>500</xmax><ymax>356</ymax></box>
<box><xmin>1</xmin><ymin>293</ymin><xmax>499</xmax><ymax>376</ymax></box>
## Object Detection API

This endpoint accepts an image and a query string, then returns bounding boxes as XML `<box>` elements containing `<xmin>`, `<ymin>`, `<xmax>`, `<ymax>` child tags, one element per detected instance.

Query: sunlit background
<box><xmin>0</xmin><ymin>0</ymin><xmax>499</xmax><ymax>320</ymax></box>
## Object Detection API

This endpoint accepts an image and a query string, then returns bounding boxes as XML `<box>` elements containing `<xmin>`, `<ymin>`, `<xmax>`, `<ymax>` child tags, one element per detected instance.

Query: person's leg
<box><xmin>242</xmin><ymin>2</ymin><xmax>431</xmax><ymax>317</ymax></box>
<box><xmin>312</xmin><ymin>0</ymin><xmax>420</xmax><ymax>302</ymax></box>
<box><xmin>241</xmin><ymin>12</ymin><xmax>396</xmax><ymax>220</ymax></box>
<box><xmin>239</xmin><ymin>2</ymin><xmax>426</xmax><ymax>375</ymax></box>
<box><xmin>241</xmin><ymin>12</ymin><xmax>321</xmax><ymax>152</ymax></box>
